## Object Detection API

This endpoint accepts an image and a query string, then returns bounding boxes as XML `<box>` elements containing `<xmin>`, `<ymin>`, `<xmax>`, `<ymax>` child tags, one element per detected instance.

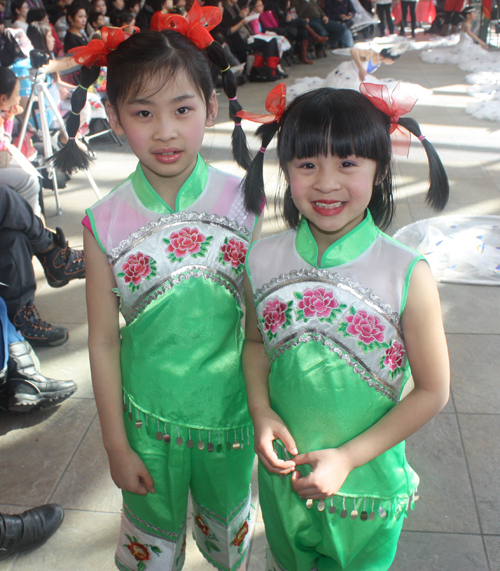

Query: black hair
<box><xmin>11</xmin><ymin>0</ymin><xmax>27</xmax><ymax>20</ymax></box>
<box><xmin>380</xmin><ymin>48</ymin><xmax>401</xmax><ymax>61</ymax></box>
<box><xmin>52</xmin><ymin>29</ymin><xmax>251</xmax><ymax>174</ymax></box>
<box><xmin>66</xmin><ymin>1</ymin><xmax>88</xmax><ymax>23</ymax></box>
<box><xmin>27</xmin><ymin>7</ymin><xmax>47</xmax><ymax>24</ymax></box>
<box><xmin>88</xmin><ymin>9</ymin><xmax>104</xmax><ymax>25</ymax></box>
<box><xmin>242</xmin><ymin>88</ymin><xmax>449</xmax><ymax>226</ymax></box>
<box><xmin>115</xmin><ymin>9</ymin><xmax>134</xmax><ymax>25</ymax></box>
<box><xmin>27</xmin><ymin>21</ymin><xmax>51</xmax><ymax>52</ymax></box>
<box><xmin>125</xmin><ymin>0</ymin><xmax>140</xmax><ymax>10</ymax></box>
<box><xmin>0</xmin><ymin>67</ymin><xmax>18</xmax><ymax>98</ymax></box>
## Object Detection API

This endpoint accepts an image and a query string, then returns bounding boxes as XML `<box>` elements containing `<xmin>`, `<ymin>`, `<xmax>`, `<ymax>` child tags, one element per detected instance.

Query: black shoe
<box><xmin>12</xmin><ymin>305</ymin><xmax>69</xmax><ymax>347</ymax></box>
<box><xmin>37</xmin><ymin>227</ymin><xmax>85</xmax><ymax>288</ymax></box>
<box><xmin>0</xmin><ymin>504</ymin><xmax>64</xmax><ymax>560</ymax></box>
<box><xmin>7</xmin><ymin>341</ymin><xmax>77</xmax><ymax>412</ymax></box>
<box><xmin>275</xmin><ymin>70</ymin><xmax>289</xmax><ymax>79</ymax></box>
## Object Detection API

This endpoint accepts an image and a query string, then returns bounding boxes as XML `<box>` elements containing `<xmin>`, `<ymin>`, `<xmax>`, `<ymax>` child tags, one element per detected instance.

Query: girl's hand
<box><xmin>254</xmin><ymin>408</ymin><xmax>297</xmax><ymax>475</ymax></box>
<box><xmin>291</xmin><ymin>448</ymin><xmax>352</xmax><ymax>499</ymax></box>
<box><xmin>108</xmin><ymin>445</ymin><xmax>156</xmax><ymax>496</ymax></box>
<box><xmin>358</xmin><ymin>69</ymin><xmax>367</xmax><ymax>82</ymax></box>
<box><xmin>4</xmin><ymin>104</ymin><xmax>23</xmax><ymax>119</ymax></box>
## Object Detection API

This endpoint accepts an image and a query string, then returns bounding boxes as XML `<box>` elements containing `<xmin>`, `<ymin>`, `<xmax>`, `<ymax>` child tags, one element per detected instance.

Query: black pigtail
<box><xmin>242</xmin><ymin>121</ymin><xmax>279</xmax><ymax>214</ymax></box>
<box><xmin>51</xmin><ymin>65</ymin><xmax>101</xmax><ymax>175</ymax></box>
<box><xmin>206</xmin><ymin>41</ymin><xmax>252</xmax><ymax>170</ymax></box>
<box><xmin>399</xmin><ymin>117</ymin><xmax>449</xmax><ymax>210</ymax></box>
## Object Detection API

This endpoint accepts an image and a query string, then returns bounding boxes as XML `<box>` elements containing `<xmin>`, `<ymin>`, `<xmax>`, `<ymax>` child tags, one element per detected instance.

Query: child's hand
<box><xmin>108</xmin><ymin>446</ymin><xmax>155</xmax><ymax>496</ymax></box>
<box><xmin>4</xmin><ymin>104</ymin><xmax>23</xmax><ymax>120</ymax></box>
<box><xmin>291</xmin><ymin>448</ymin><xmax>352</xmax><ymax>499</ymax></box>
<box><xmin>254</xmin><ymin>408</ymin><xmax>297</xmax><ymax>475</ymax></box>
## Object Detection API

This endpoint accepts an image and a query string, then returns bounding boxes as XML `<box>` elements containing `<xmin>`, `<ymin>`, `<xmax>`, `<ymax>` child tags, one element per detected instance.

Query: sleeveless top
<box><xmin>246</xmin><ymin>213</ymin><xmax>422</xmax><ymax>515</ymax></box>
<box><xmin>86</xmin><ymin>156</ymin><xmax>258</xmax><ymax>439</ymax></box>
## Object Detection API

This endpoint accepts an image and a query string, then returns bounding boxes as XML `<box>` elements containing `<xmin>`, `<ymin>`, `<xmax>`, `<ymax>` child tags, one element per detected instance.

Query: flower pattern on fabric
<box><xmin>175</xmin><ymin>534</ymin><xmax>186</xmax><ymax>567</ymax></box>
<box><xmin>338</xmin><ymin>307</ymin><xmax>389</xmax><ymax>353</ymax></box>
<box><xmin>294</xmin><ymin>288</ymin><xmax>346</xmax><ymax>323</ymax></box>
<box><xmin>163</xmin><ymin>227</ymin><xmax>213</xmax><ymax>262</ymax></box>
<box><xmin>219</xmin><ymin>237</ymin><xmax>247</xmax><ymax>275</ymax></box>
<box><xmin>380</xmin><ymin>340</ymin><xmax>406</xmax><ymax>378</ymax></box>
<box><xmin>260</xmin><ymin>298</ymin><xmax>293</xmax><ymax>341</ymax></box>
<box><xmin>124</xmin><ymin>534</ymin><xmax>161</xmax><ymax>571</ymax></box>
<box><xmin>195</xmin><ymin>516</ymin><xmax>221</xmax><ymax>554</ymax></box>
<box><xmin>117</xmin><ymin>252</ymin><xmax>157</xmax><ymax>293</ymax></box>
<box><xmin>232</xmin><ymin>521</ymin><xmax>249</xmax><ymax>554</ymax></box>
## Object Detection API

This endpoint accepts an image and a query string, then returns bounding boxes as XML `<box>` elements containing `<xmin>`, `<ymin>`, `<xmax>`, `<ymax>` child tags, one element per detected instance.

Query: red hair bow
<box><xmin>236</xmin><ymin>83</ymin><xmax>287</xmax><ymax>124</ymax></box>
<box><xmin>69</xmin><ymin>25</ymin><xmax>139</xmax><ymax>68</ymax></box>
<box><xmin>360</xmin><ymin>82</ymin><xmax>417</xmax><ymax>157</ymax></box>
<box><xmin>151</xmin><ymin>0</ymin><xmax>222</xmax><ymax>49</ymax></box>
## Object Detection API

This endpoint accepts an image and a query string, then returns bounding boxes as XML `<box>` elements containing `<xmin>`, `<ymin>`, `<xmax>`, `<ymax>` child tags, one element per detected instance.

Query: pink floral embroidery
<box><xmin>345</xmin><ymin>309</ymin><xmax>385</xmax><ymax>344</ymax></box>
<box><xmin>260</xmin><ymin>298</ymin><xmax>293</xmax><ymax>340</ymax></box>
<box><xmin>164</xmin><ymin>227</ymin><xmax>212</xmax><ymax>262</ymax></box>
<box><xmin>219</xmin><ymin>237</ymin><xmax>247</xmax><ymax>274</ymax></box>
<box><xmin>295</xmin><ymin>288</ymin><xmax>344</xmax><ymax>322</ymax></box>
<box><xmin>117</xmin><ymin>252</ymin><xmax>157</xmax><ymax>293</ymax></box>
<box><xmin>381</xmin><ymin>340</ymin><xmax>406</xmax><ymax>373</ymax></box>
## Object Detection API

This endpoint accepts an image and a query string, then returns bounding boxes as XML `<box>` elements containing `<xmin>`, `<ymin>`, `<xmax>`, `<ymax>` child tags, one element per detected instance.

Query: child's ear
<box><xmin>205</xmin><ymin>91</ymin><xmax>218</xmax><ymax>128</ymax></box>
<box><xmin>105</xmin><ymin>101</ymin><xmax>124</xmax><ymax>136</ymax></box>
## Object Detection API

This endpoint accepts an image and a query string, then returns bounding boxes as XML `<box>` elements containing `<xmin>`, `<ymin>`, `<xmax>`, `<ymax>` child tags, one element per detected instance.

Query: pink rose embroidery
<box><xmin>338</xmin><ymin>308</ymin><xmax>388</xmax><ymax>352</ymax></box>
<box><xmin>164</xmin><ymin>227</ymin><xmax>213</xmax><ymax>262</ymax></box>
<box><xmin>381</xmin><ymin>340</ymin><xmax>406</xmax><ymax>375</ymax></box>
<box><xmin>117</xmin><ymin>252</ymin><xmax>157</xmax><ymax>293</ymax></box>
<box><xmin>295</xmin><ymin>288</ymin><xmax>344</xmax><ymax>322</ymax></box>
<box><xmin>219</xmin><ymin>237</ymin><xmax>247</xmax><ymax>274</ymax></box>
<box><xmin>260</xmin><ymin>298</ymin><xmax>293</xmax><ymax>340</ymax></box>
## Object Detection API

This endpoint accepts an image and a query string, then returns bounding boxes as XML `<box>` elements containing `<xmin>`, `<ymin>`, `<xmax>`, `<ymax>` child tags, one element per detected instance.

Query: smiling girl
<box><xmin>240</xmin><ymin>84</ymin><xmax>450</xmax><ymax>571</ymax></box>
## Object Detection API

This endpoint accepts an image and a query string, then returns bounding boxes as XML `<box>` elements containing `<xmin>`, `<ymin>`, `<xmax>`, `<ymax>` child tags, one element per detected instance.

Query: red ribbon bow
<box><xmin>360</xmin><ymin>82</ymin><xmax>418</xmax><ymax>156</ymax></box>
<box><xmin>236</xmin><ymin>83</ymin><xmax>287</xmax><ymax>124</ymax></box>
<box><xmin>151</xmin><ymin>0</ymin><xmax>222</xmax><ymax>49</ymax></box>
<box><xmin>69</xmin><ymin>25</ymin><xmax>139</xmax><ymax>68</ymax></box>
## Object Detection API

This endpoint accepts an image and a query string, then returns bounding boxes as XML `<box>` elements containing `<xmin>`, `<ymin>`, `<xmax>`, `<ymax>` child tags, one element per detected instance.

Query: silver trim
<box><xmin>270</xmin><ymin>328</ymin><xmax>399</xmax><ymax>401</ymax></box>
<box><xmin>109</xmin><ymin>212</ymin><xmax>252</xmax><ymax>266</ymax></box>
<box><xmin>124</xmin><ymin>265</ymin><xmax>241</xmax><ymax>324</ymax></box>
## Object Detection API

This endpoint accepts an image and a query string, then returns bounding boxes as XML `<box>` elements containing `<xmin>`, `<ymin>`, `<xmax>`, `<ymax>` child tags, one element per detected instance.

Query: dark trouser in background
<box><xmin>0</xmin><ymin>185</ymin><xmax>53</xmax><ymax>319</ymax></box>
<box><xmin>400</xmin><ymin>0</ymin><xmax>417</xmax><ymax>34</ymax></box>
<box><xmin>377</xmin><ymin>3</ymin><xmax>395</xmax><ymax>35</ymax></box>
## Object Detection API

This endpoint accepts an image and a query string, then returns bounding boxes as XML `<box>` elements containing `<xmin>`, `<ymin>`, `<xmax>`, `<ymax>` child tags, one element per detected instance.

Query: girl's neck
<box><xmin>70</xmin><ymin>26</ymin><xmax>82</xmax><ymax>35</ymax></box>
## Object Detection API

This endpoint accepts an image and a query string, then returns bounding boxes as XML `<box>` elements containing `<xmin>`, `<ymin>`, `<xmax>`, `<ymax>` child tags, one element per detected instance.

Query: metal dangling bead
<box><xmin>340</xmin><ymin>497</ymin><xmax>348</xmax><ymax>519</ymax></box>
<box><xmin>198</xmin><ymin>431</ymin><xmax>205</xmax><ymax>450</ymax></box>
<box><xmin>186</xmin><ymin>428</ymin><xmax>194</xmax><ymax>449</ymax></box>
<box><xmin>306</xmin><ymin>499</ymin><xmax>313</xmax><ymax>510</ymax></box>
<box><xmin>317</xmin><ymin>500</ymin><xmax>326</xmax><ymax>512</ymax></box>
<box><xmin>217</xmin><ymin>431</ymin><xmax>222</xmax><ymax>453</ymax></box>
<box><xmin>156</xmin><ymin>419</ymin><xmax>163</xmax><ymax>441</ymax></box>
<box><xmin>176</xmin><ymin>427</ymin><xmax>183</xmax><ymax>446</ymax></box>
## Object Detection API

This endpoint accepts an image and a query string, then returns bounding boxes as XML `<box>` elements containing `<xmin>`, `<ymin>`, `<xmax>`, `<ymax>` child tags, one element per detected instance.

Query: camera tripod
<box><xmin>17</xmin><ymin>67</ymin><xmax>102</xmax><ymax>215</ymax></box>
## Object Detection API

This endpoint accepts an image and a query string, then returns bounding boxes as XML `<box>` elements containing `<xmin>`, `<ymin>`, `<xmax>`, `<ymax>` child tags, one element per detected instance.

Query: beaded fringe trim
<box><xmin>123</xmin><ymin>393</ymin><xmax>252</xmax><ymax>453</ymax></box>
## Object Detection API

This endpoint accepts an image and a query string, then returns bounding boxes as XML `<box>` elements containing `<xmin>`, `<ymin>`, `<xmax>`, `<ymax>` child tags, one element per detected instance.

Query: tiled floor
<box><xmin>1</xmin><ymin>37</ymin><xmax>499</xmax><ymax>571</ymax></box>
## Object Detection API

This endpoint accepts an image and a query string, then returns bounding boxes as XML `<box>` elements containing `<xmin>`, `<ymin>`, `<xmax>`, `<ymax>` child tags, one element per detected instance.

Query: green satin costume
<box><xmin>86</xmin><ymin>157</ymin><xmax>257</xmax><ymax>571</ymax></box>
<box><xmin>246</xmin><ymin>214</ymin><xmax>421</xmax><ymax>571</ymax></box>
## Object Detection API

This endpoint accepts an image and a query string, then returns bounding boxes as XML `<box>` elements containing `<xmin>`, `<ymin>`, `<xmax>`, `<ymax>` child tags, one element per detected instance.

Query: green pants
<box><xmin>115</xmin><ymin>415</ymin><xmax>255</xmax><ymax>571</ymax></box>
<box><xmin>259</xmin><ymin>463</ymin><xmax>406</xmax><ymax>571</ymax></box>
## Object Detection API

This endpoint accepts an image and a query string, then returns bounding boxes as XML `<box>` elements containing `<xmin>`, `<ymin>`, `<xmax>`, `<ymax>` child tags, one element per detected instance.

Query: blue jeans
<box><xmin>308</xmin><ymin>18</ymin><xmax>350</xmax><ymax>48</ymax></box>
<box><xmin>0</xmin><ymin>297</ymin><xmax>24</xmax><ymax>370</ymax></box>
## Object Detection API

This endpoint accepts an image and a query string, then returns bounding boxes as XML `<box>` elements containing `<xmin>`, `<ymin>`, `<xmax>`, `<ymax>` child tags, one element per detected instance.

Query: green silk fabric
<box><xmin>120</xmin><ymin>275</ymin><xmax>250</xmax><ymax>430</ymax></box>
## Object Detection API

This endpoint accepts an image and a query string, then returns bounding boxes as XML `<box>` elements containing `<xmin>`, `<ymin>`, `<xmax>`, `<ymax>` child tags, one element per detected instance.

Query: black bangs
<box><xmin>278</xmin><ymin>88</ymin><xmax>392</xmax><ymax>167</ymax></box>
<box><xmin>106</xmin><ymin>31</ymin><xmax>213</xmax><ymax>109</ymax></box>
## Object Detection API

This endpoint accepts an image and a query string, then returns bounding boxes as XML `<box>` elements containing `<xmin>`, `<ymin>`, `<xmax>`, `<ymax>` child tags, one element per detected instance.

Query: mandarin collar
<box><xmin>295</xmin><ymin>210</ymin><xmax>379</xmax><ymax>268</ymax></box>
<box><xmin>131</xmin><ymin>154</ymin><xmax>208</xmax><ymax>214</ymax></box>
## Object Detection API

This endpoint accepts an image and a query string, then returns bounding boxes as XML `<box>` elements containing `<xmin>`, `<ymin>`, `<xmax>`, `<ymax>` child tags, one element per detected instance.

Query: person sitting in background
<box><xmin>124</xmin><ymin>0</ymin><xmax>140</xmax><ymax>15</ymax></box>
<box><xmin>63</xmin><ymin>2</ymin><xmax>88</xmax><ymax>53</ymax></box>
<box><xmin>0</xmin><ymin>297</ymin><xmax>77</xmax><ymax>412</ymax></box>
<box><xmin>323</xmin><ymin>0</ymin><xmax>354</xmax><ymax>45</ymax></box>
<box><xmin>10</xmin><ymin>0</ymin><xmax>29</xmax><ymax>31</ymax></box>
<box><xmin>291</xmin><ymin>0</ymin><xmax>350</xmax><ymax>49</ymax></box>
<box><xmin>115</xmin><ymin>8</ymin><xmax>134</xmax><ymax>25</ymax></box>
<box><xmin>90</xmin><ymin>0</ymin><xmax>110</xmax><ymax>24</ymax></box>
<box><xmin>87</xmin><ymin>9</ymin><xmax>105</xmax><ymax>35</ymax></box>
<box><xmin>27</xmin><ymin>6</ymin><xmax>64</xmax><ymax>56</ymax></box>
<box><xmin>53</xmin><ymin>0</ymin><xmax>73</xmax><ymax>40</ymax></box>
<box><xmin>0</xmin><ymin>184</ymin><xmax>86</xmax><ymax>347</ymax></box>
